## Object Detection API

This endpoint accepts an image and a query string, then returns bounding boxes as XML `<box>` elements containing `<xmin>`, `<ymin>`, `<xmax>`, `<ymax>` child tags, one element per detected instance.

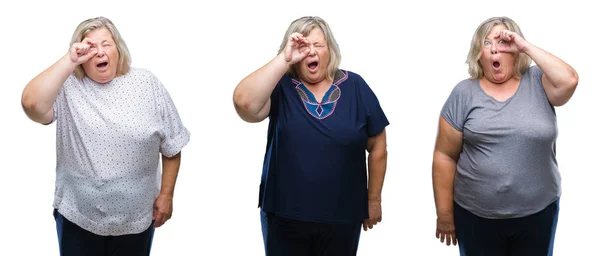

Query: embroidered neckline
<box><xmin>291</xmin><ymin>70</ymin><xmax>348</xmax><ymax>120</ymax></box>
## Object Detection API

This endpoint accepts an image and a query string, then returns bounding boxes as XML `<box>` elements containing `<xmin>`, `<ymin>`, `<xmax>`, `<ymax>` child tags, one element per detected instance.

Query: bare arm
<box><xmin>153</xmin><ymin>152</ymin><xmax>181</xmax><ymax>228</ymax></box>
<box><xmin>496</xmin><ymin>30</ymin><xmax>579</xmax><ymax>106</ymax></box>
<box><xmin>367</xmin><ymin>129</ymin><xmax>387</xmax><ymax>202</ymax></box>
<box><xmin>433</xmin><ymin>115</ymin><xmax>463</xmax><ymax>245</ymax></box>
<box><xmin>233</xmin><ymin>32</ymin><xmax>311</xmax><ymax>123</ymax></box>
<box><xmin>21</xmin><ymin>38</ymin><xmax>98</xmax><ymax>124</ymax></box>
<box><xmin>233</xmin><ymin>54</ymin><xmax>288</xmax><ymax>123</ymax></box>
<box><xmin>527</xmin><ymin>45</ymin><xmax>579</xmax><ymax>106</ymax></box>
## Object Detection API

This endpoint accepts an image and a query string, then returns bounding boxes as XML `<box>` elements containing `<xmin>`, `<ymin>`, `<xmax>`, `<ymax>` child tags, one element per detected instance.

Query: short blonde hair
<box><xmin>278</xmin><ymin>16</ymin><xmax>341</xmax><ymax>81</ymax></box>
<box><xmin>70</xmin><ymin>17</ymin><xmax>131</xmax><ymax>80</ymax></box>
<box><xmin>466</xmin><ymin>16</ymin><xmax>531</xmax><ymax>79</ymax></box>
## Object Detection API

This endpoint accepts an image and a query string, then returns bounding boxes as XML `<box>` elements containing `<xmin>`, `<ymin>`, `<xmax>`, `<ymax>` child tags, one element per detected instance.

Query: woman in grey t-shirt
<box><xmin>432</xmin><ymin>16</ymin><xmax>578</xmax><ymax>255</ymax></box>
<box><xmin>21</xmin><ymin>17</ymin><xmax>190</xmax><ymax>256</ymax></box>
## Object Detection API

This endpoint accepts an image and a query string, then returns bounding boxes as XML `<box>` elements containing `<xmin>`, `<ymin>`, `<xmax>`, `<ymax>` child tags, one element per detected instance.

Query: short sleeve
<box><xmin>152</xmin><ymin>73</ymin><xmax>191</xmax><ymax>157</ymax></box>
<box><xmin>48</xmin><ymin>75</ymin><xmax>75</xmax><ymax>125</ymax></box>
<box><xmin>528</xmin><ymin>65</ymin><xmax>544</xmax><ymax>84</ymax></box>
<box><xmin>357</xmin><ymin>75</ymin><xmax>389</xmax><ymax>137</ymax></box>
<box><xmin>269</xmin><ymin>78</ymin><xmax>283</xmax><ymax>119</ymax></box>
<box><xmin>441</xmin><ymin>82</ymin><xmax>470</xmax><ymax>132</ymax></box>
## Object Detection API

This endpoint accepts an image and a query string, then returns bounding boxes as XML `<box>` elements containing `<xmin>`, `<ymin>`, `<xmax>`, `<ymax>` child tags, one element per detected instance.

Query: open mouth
<box><xmin>97</xmin><ymin>61</ymin><xmax>108</xmax><ymax>68</ymax></box>
<box><xmin>307</xmin><ymin>61</ymin><xmax>319</xmax><ymax>72</ymax></box>
<box><xmin>492</xmin><ymin>61</ymin><xmax>501</xmax><ymax>70</ymax></box>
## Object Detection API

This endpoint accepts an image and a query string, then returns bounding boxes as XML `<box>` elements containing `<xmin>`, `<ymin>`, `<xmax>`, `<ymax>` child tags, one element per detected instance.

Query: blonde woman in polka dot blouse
<box><xmin>21</xmin><ymin>17</ymin><xmax>190</xmax><ymax>256</ymax></box>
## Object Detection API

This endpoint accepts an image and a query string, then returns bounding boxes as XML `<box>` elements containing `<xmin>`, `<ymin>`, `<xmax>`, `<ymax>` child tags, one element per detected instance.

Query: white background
<box><xmin>1</xmin><ymin>0</ymin><xmax>597</xmax><ymax>255</ymax></box>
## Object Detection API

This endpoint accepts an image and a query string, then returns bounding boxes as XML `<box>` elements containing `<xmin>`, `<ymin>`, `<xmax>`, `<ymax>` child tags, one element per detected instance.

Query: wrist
<box><xmin>60</xmin><ymin>54</ymin><xmax>77</xmax><ymax>72</ymax></box>
<box><xmin>368</xmin><ymin>195</ymin><xmax>382</xmax><ymax>202</ymax></box>
<box><xmin>158</xmin><ymin>191</ymin><xmax>174</xmax><ymax>198</ymax></box>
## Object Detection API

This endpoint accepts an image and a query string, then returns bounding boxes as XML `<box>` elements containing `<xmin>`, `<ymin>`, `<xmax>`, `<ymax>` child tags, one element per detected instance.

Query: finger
<box><xmin>436</xmin><ymin>229</ymin><xmax>440</xmax><ymax>239</ymax></box>
<box><xmin>446</xmin><ymin>233</ymin><xmax>451</xmax><ymax>246</ymax></box>
<box><xmin>368</xmin><ymin>220</ymin><xmax>374</xmax><ymax>229</ymax></box>
<box><xmin>452</xmin><ymin>233</ymin><xmax>458</xmax><ymax>246</ymax></box>
<box><xmin>83</xmin><ymin>38</ymin><xmax>98</xmax><ymax>48</ymax></box>
<box><xmin>154</xmin><ymin>213</ymin><xmax>165</xmax><ymax>228</ymax></box>
<box><xmin>363</xmin><ymin>220</ymin><xmax>368</xmax><ymax>231</ymax></box>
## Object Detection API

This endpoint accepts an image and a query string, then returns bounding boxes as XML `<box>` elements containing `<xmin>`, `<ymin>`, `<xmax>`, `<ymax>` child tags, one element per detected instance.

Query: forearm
<box><xmin>22</xmin><ymin>54</ymin><xmax>75</xmax><ymax>123</ymax></box>
<box><xmin>233</xmin><ymin>53</ymin><xmax>289</xmax><ymax>115</ymax></box>
<box><xmin>432</xmin><ymin>152</ymin><xmax>457</xmax><ymax>216</ymax></box>
<box><xmin>523</xmin><ymin>43</ymin><xmax>578</xmax><ymax>88</ymax></box>
<box><xmin>367</xmin><ymin>149</ymin><xmax>387</xmax><ymax>201</ymax></box>
<box><xmin>160</xmin><ymin>152</ymin><xmax>181</xmax><ymax>197</ymax></box>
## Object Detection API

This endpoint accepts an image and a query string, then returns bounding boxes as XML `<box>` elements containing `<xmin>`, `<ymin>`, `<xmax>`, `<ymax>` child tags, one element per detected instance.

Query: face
<box><xmin>81</xmin><ymin>27</ymin><xmax>120</xmax><ymax>84</ymax></box>
<box><xmin>479</xmin><ymin>24</ymin><xmax>516</xmax><ymax>84</ymax></box>
<box><xmin>295</xmin><ymin>28</ymin><xmax>331</xmax><ymax>85</ymax></box>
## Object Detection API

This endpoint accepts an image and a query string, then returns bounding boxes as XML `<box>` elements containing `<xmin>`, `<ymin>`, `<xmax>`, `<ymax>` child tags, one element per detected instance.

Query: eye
<box><xmin>483</xmin><ymin>41</ymin><xmax>491</xmax><ymax>46</ymax></box>
<box><xmin>499</xmin><ymin>40</ymin><xmax>506</xmax><ymax>44</ymax></box>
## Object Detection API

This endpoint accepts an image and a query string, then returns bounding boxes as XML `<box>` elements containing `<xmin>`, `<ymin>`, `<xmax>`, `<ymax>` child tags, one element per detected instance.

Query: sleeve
<box><xmin>268</xmin><ymin>78</ymin><xmax>283</xmax><ymax>119</ymax></box>
<box><xmin>48</xmin><ymin>75</ymin><xmax>74</xmax><ymax>125</ymax></box>
<box><xmin>528</xmin><ymin>65</ymin><xmax>544</xmax><ymax>84</ymax></box>
<box><xmin>527</xmin><ymin>65</ymin><xmax>555</xmax><ymax>111</ymax></box>
<box><xmin>153</xmin><ymin>73</ymin><xmax>191</xmax><ymax>157</ymax></box>
<box><xmin>357</xmin><ymin>75</ymin><xmax>389</xmax><ymax>137</ymax></box>
<box><xmin>440</xmin><ymin>82</ymin><xmax>469</xmax><ymax>132</ymax></box>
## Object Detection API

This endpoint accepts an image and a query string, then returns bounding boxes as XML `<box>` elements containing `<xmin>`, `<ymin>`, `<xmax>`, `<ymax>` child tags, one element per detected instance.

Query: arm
<box><xmin>496</xmin><ymin>30</ymin><xmax>579</xmax><ymax>106</ymax></box>
<box><xmin>433</xmin><ymin>115</ymin><xmax>463</xmax><ymax>246</ymax></box>
<box><xmin>363</xmin><ymin>129</ymin><xmax>387</xmax><ymax>231</ymax></box>
<box><xmin>526</xmin><ymin>45</ymin><xmax>578</xmax><ymax>106</ymax></box>
<box><xmin>232</xmin><ymin>54</ymin><xmax>288</xmax><ymax>123</ymax></box>
<box><xmin>153</xmin><ymin>152</ymin><xmax>181</xmax><ymax>228</ymax></box>
<box><xmin>21</xmin><ymin>38</ymin><xmax>98</xmax><ymax>124</ymax></box>
<box><xmin>233</xmin><ymin>32</ymin><xmax>311</xmax><ymax>123</ymax></box>
<box><xmin>367</xmin><ymin>129</ymin><xmax>387</xmax><ymax>203</ymax></box>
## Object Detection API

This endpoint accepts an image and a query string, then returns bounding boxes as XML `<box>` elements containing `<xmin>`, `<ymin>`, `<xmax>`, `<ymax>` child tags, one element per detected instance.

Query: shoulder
<box><xmin>125</xmin><ymin>67</ymin><xmax>157</xmax><ymax>80</ymax></box>
<box><xmin>450</xmin><ymin>78</ymin><xmax>478</xmax><ymax>96</ymax></box>
<box><xmin>341</xmin><ymin>70</ymin><xmax>364</xmax><ymax>84</ymax></box>
<box><xmin>522</xmin><ymin>65</ymin><xmax>543</xmax><ymax>81</ymax></box>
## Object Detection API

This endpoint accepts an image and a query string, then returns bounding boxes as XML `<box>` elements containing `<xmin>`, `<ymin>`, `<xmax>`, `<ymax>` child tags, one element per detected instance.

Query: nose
<box><xmin>490</xmin><ymin>43</ymin><xmax>498</xmax><ymax>54</ymax></box>
<box><xmin>308</xmin><ymin>45</ymin><xmax>317</xmax><ymax>56</ymax></box>
<box><xmin>96</xmin><ymin>47</ymin><xmax>105</xmax><ymax>57</ymax></box>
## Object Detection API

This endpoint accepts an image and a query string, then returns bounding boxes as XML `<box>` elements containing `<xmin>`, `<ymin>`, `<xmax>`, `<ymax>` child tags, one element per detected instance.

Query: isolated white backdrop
<box><xmin>0</xmin><ymin>0</ymin><xmax>597</xmax><ymax>255</ymax></box>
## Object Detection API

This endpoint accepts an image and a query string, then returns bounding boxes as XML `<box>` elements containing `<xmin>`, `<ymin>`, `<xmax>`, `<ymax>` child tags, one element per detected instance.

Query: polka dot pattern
<box><xmin>50</xmin><ymin>68</ymin><xmax>190</xmax><ymax>236</ymax></box>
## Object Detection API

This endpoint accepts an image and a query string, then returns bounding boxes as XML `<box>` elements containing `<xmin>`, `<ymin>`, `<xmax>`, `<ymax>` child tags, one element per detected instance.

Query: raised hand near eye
<box><xmin>282</xmin><ymin>32</ymin><xmax>311</xmax><ymax>65</ymax></box>
<box><xmin>494</xmin><ymin>30</ymin><xmax>529</xmax><ymax>53</ymax></box>
<box><xmin>68</xmin><ymin>38</ymin><xmax>98</xmax><ymax>65</ymax></box>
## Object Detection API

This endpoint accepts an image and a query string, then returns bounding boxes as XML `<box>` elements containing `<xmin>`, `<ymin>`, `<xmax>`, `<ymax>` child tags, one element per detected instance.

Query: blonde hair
<box><xmin>278</xmin><ymin>16</ymin><xmax>341</xmax><ymax>81</ymax></box>
<box><xmin>466</xmin><ymin>16</ymin><xmax>531</xmax><ymax>79</ymax></box>
<box><xmin>70</xmin><ymin>17</ymin><xmax>131</xmax><ymax>80</ymax></box>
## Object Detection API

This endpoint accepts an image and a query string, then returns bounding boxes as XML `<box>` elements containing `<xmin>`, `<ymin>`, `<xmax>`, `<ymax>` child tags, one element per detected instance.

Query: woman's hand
<box><xmin>281</xmin><ymin>32</ymin><xmax>311</xmax><ymax>65</ymax></box>
<box><xmin>495</xmin><ymin>30</ymin><xmax>531</xmax><ymax>53</ymax></box>
<box><xmin>436</xmin><ymin>213</ymin><xmax>457</xmax><ymax>246</ymax></box>
<box><xmin>67</xmin><ymin>38</ymin><xmax>98</xmax><ymax>65</ymax></box>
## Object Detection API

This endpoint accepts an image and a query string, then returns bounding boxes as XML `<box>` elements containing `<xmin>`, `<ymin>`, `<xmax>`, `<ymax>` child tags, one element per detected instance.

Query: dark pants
<box><xmin>265</xmin><ymin>213</ymin><xmax>361</xmax><ymax>256</ymax></box>
<box><xmin>454</xmin><ymin>199</ymin><xmax>559</xmax><ymax>256</ymax></box>
<box><xmin>54</xmin><ymin>209</ymin><xmax>155</xmax><ymax>256</ymax></box>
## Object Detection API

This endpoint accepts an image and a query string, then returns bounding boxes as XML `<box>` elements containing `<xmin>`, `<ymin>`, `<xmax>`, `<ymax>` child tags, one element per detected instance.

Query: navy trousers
<box><xmin>454</xmin><ymin>199</ymin><xmax>559</xmax><ymax>256</ymax></box>
<box><xmin>54</xmin><ymin>209</ymin><xmax>155</xmax><ymax>256</ymax></box>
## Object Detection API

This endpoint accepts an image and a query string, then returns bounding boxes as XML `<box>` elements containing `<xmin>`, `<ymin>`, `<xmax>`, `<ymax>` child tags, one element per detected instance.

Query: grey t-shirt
<box><xmin>50</xmin><ymin>68</ymin><xmax>190</xmax><ymax>235</ymax></box>
<box><xmin>442</xmin><ymin>65</ymin><xmax>560</xmax><ymax>219</ymax></box>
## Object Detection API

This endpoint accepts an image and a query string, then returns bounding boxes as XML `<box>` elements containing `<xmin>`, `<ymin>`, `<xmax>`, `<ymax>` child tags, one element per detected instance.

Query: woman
<box><xmin>233</xmin><ymin>16</ymin><xmax>389</xmax><ymax>255</ymax></box>
<box><xmin>21</xmin><ymin>17</ymin><xmax>190</xmax><ymax>256</ymax></box>
<box><xmin>432</xmin><ymin>16</ymin><xmax>578</xmax><ymax>255</ymax></box>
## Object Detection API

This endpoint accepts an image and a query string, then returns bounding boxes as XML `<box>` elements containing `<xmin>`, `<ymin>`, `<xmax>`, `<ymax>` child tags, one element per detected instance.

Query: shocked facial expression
<box><xmin>295</xmin><ymin>28</ymin><xmax>331</xmax><ymax>85</ymax></box>
<box><xmin>81</xmin><ymin>27</ymin><xmax>120</xmax><ymax>84</ymax></box>
<box><xmin>479</xmin><ymin>24</ymin><xmax>516</xmax><ymax>84</ymax></box>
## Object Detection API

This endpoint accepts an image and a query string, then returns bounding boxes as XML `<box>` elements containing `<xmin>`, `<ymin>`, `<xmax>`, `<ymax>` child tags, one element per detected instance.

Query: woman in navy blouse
<box><xmin>233</xmin><ymin>16</ymin><xmax>389</xmax><ymax>256</ymax></box>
